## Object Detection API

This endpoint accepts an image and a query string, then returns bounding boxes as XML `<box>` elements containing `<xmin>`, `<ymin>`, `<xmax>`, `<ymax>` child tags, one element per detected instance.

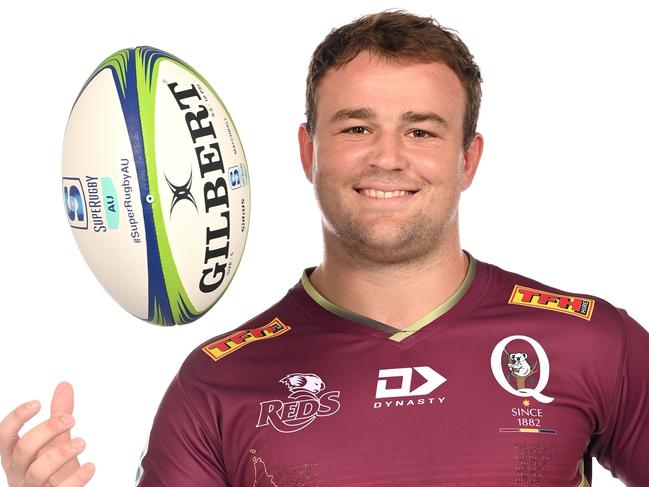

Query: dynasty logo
<box><xmin>508</xmin><ymin>285</ymin><xmax>595</xmax><ymax>320</ymax></box>
<box><xmin>257</xmin><ymin>373</ymin><xmax>341</xmax><ymax>434</ymax></box>
<box><xmin>202</xmin><ymin>318</ymin><xmax>290</xmax><ymax>362</ymax></box>
<box><xmin>374</xmin><ymin>366</ymin><xmax>447</xmax><ymax>409</ymax></box>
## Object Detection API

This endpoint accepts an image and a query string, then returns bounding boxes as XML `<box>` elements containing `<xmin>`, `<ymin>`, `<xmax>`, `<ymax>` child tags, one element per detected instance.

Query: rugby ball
<box><xmin>61</xmin><ymin>46</ymin><xmax>250</xmax><ymax>325</ymax></box>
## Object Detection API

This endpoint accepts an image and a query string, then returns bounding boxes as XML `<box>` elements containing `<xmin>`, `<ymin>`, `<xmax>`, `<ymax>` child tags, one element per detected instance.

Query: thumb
<box><xmin>51</xmin><ymin>381</ymin><xmax>74</xmax><ymax>417</ymax></box>
<box><xmin>49</xmin><ymin>382</ymin><xmax>75</xmax><ymax>445</ymax></box>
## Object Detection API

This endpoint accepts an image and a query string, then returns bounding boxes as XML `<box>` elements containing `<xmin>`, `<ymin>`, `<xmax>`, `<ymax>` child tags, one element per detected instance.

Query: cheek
<box><xmin>313</xmin><ymin>143</ymin><xmax>364</xmax><ymax>184</ymax></box>
<box><xmin>411</xmin><ymin>150</ymin><xmax>463</xmax><ymax>187</ymax></box>
<box><xmin>311</xmin><ymin>159</ymin><xmax>344</xmax><ymax>205</ymax></box>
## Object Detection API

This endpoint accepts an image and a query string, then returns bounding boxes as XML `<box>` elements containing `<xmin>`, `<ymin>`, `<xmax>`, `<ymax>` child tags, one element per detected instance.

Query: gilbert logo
<box><xmin>509</xmin><ymin>285</ymin><xmax>595</xmax><ymax>320</ymax></box>
<box><xmin>165</xmin><ymin>168</ymin><xmax>198</xmax><ymax>217</ymax></box>
<box><xmin>376</xmin><ymin>367</ymin><xmax>446</xmax><ymax>398</ymax></box>
<box><xmin>257</xmin><ymin>373</ymin><xmax>341</xmax><ymax>434</ymax></box>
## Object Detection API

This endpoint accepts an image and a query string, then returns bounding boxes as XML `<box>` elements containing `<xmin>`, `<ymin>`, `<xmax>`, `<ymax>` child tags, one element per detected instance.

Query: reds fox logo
<box><xmin>257</xmin><ymin>373</ymin><xmax>341</xmax><ymax>433</ymax></box>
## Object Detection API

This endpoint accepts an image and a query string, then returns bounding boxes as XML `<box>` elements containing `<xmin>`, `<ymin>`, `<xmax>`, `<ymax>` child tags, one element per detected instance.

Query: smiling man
<box><xmin>134</xmin><ymin>11</ymin><xmax>649</xmax><ymax>486</ymax></box>
<box><xmin>299</xmin><ymin>49</ymin><xmax>482</xmax><ymax>328</ymax></box>
<box><xmin>2</xmin><ymin>10</ymin><xmax>648</xmax><ymax>487</ymax></box>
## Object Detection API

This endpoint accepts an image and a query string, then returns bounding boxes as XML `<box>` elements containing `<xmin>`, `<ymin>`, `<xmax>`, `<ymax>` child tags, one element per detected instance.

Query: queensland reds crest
<box><xmin>256</xmin><ymin>373</ymin><xmax>341</xmax><ymax>433</ymax></box>
<box><xmin>490</xmin><ymin>335</ymin><xmax>555</xmax><ymax>404</ymax></box>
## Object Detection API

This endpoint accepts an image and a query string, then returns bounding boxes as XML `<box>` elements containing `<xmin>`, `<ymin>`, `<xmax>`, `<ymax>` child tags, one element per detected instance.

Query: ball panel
<box><xmin>62</xmin><ymin>68</ymin><xmax>149</xmax><ymax>319</ymax></box>
<box><xmin>135</xmin><ymin>48</ymin><xmax>205</xmax><ymax>324</ymax></box>
<box><xmin>137</xmin><ymin>48</ymin><xmax>250</xmax><ymax>319</ymax></box>
<box><xmin>176</xmin><ymin>53</ymin><xmax>252</xmax><ymax>316</ymax></box>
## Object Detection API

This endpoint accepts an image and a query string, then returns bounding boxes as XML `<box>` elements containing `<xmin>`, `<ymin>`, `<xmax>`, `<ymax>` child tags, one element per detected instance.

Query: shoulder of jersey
<box><xmin>180</xmin><ymin>293</ymin><xmax>299</xmax><ymax>370</ymax></box>
<box><xmin>483</xmin><ymin>260</ymin><xmax>626</xmax><ymax>328</ymax></box>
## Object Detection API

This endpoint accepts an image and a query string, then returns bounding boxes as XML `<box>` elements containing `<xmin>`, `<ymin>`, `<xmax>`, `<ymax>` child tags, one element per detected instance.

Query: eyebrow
<box><xmin>329</xmin><ymin>107</ymin><xmax>448</xmax><ymax>129</ymax></box>
<box><xmin>402</xmin><ymin>110</ymin><xmax>448</xmax><ymax>129</ymax></box>
<box><xmin>329</xmin><ymin>107</ymin><xmax>377</xmax><ymax>124</ymax></box>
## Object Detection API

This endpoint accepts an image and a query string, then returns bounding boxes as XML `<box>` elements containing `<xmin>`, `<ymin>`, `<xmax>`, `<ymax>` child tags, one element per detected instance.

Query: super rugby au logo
<box><xmin>256</xmin><ymin>373</ymin><xmax>341</xmax><ymax>433</ymax></box>
<box><xmin>490</xmin><ymin>335</ymin><xmax>554</xmax><ymax>404</ymax></box>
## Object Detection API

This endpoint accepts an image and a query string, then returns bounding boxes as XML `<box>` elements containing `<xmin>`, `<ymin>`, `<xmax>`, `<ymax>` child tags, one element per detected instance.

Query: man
<box><xmin>135</xmin><ymin>11</ymin><xmax>649</xmax><ymax>486</ymax></box>
<box><xmin>3</xmin><ymin>10</ymin><xmax>648</xmax><ymax>487</ymax></box>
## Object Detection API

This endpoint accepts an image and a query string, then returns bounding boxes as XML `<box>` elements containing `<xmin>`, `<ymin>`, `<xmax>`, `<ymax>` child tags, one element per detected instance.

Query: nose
<box><xmin>368</xmin><ymin>130</ymin><xmax>407</xmax><ymax>171</ymax></box>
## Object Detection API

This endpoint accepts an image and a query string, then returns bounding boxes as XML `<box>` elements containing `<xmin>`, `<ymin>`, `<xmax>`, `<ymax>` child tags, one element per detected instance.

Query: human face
<box><xmin>299</xmin><ymin>51</ymin><xmax>483</xmax><ymax>265</ymax></box>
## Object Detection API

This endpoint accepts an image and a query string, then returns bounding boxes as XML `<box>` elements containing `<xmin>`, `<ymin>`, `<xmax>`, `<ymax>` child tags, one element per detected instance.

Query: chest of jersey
<box><xmin>215</xmin><ymin>318</ymin><xmax>597</xmax><ymax>487</ymax></box>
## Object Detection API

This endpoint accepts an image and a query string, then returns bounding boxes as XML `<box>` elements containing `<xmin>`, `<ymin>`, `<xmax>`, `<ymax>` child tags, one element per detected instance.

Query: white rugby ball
<box><xmin>61</xmin><ymin>46</ymin><xmax>250</xmax><ymax>325</ymax></box>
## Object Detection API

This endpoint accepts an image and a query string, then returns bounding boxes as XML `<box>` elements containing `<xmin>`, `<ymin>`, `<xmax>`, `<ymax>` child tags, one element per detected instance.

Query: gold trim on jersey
<box><xmin>301</xmin><ymin>270</ymin><xmax>400</xmax><ymax>334</ymax></box>
<box><xmin>301</xmin><ymin>254</ymin><xmax>476</xmax><ymax>342</ymax></box>
<box><xmin>578</xmin><ymin>459</ymin><xmax>591</xmax><ymax>487</ymax></box>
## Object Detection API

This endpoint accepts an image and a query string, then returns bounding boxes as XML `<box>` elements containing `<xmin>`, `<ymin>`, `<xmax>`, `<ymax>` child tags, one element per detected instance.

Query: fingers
<box><xmin>57</xmin><ymin>463</ymin><xmax>95</xmax><ymax>487</ymax></box>
<box><xmin>2</xmin><ymin>385</ymin><xmax>91</xmax><ymax>487</ymax></box>
<box><xmin>49</xmin><ymin>382</ymin><xmax>75</xmax><ymax>448</ymax></box>
<box><xmin>9</xmin><ymin>414</ymin><xmax>75</xmax><ymax>479</ymax></box>
<box><xmin>0</xmin><ymin>400</ymin><xmax>41</xmax><ymax>465</ymax></box>
<box><xmin>51</xmin><ymin>382</ymin><xmax>74</xmax><ymax>417</ymax></box>
<box><xmin>23</xmin><ymin>438</ymin><xmax>85</xmax><ymax>487</ymax></box>
<box><xmin>46</xmin><ymin>457</ymin><xmax>81</xmax><ymax>486</ymax></box>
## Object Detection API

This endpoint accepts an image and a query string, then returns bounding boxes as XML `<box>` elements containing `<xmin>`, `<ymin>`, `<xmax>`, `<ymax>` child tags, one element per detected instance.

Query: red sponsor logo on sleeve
<box><xmin>202</xmin><ymin>317</ymin><xmax>291</xmax><ymax>362</ymax></box>
<box><xmin>508</xmin><ymin>285</ymin><xmax>595</xmax><ymax>320</ymax></box>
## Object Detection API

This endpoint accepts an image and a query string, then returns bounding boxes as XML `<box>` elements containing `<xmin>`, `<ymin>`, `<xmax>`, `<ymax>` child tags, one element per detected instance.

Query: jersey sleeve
<box><xmin>590</xmin><ymin>310</ymin><xmax>649</xmax><ymax>486</ymax></box>
<box><xmin>136</xmin><ymin>370</ymin><xmax>229</xmax><ymax>486</ymax></box>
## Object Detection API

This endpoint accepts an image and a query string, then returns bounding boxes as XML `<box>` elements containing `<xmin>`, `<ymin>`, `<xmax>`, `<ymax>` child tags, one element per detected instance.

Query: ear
<box><xmin>461</xmin><ymin>132</ymin><xmax>484</xmax><ymax>191</ymax></box>
<box><xmin>509</xmin><ymin>354</ymin><xmax>515</xmax><ymax>360</ymax></box>
<box><xmin>298</xmin><ymin>123</ymin><xmax>315</xmax><ymax>183</ymax></box>
<box><xmin>522</xmin><ymin>353</ymin><xmax>527</xmax><ymax>360</ymax></box>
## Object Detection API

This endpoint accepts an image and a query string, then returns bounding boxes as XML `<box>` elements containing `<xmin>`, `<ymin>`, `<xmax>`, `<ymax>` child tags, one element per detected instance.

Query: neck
<box><xmin>308</xmin><ymin>229</ymin><xmax>470</xmax><ymax>330</ymax></box>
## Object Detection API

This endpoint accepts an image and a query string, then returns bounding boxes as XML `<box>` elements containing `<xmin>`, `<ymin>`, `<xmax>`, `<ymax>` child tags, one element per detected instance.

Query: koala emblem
<box><xmin>508</xmin><ymin>352</ymin><xmax>532</xmax><ymax>377</ymax></box>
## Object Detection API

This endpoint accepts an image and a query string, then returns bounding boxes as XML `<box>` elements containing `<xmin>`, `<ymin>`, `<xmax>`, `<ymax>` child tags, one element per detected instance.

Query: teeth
<box><xmin>359</xmin><ymin>189</ymin><xmax>413</xmax><ymax>199</ymax></box>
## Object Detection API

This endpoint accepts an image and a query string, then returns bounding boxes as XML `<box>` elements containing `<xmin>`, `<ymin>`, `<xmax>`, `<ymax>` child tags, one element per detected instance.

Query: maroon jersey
<box><xmin>137</xmin><ymin>256</ymin><xmax>649</xmax><ymax>486</ymax></box>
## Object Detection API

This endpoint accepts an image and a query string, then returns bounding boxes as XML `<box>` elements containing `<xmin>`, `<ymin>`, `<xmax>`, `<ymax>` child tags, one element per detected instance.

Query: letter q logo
<box><xmin>490</xmin><ymin>335</ymin><xmax>554</xmax><ymax>404</ymax></box>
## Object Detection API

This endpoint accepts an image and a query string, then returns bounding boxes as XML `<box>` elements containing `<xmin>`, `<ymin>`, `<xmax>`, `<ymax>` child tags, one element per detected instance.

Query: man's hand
<box><xmin>0</xmin><ymin>382</ymin><xmax>95</xmax><ymax>486</ymax></box>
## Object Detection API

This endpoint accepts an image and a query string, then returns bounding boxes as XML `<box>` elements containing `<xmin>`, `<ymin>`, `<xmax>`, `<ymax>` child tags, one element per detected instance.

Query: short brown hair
<box><xmin>305</xmin><ymin>10</ymin><xmax>482</xmax><ymax>149</ymax></box>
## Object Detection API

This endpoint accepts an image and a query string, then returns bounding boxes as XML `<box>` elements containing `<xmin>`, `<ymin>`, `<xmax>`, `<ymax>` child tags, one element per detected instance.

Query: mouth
<box><xmin>355</xmin><ymin>188</ymin><xmax>418</xmax><ymax>199</ymax></box>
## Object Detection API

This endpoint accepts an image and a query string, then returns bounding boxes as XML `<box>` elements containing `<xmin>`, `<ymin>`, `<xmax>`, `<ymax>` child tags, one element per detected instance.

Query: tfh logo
<box><xmin>376</xmin><ymin>367</ymin><xmax>446</xmax><ymax>399</ymax></box>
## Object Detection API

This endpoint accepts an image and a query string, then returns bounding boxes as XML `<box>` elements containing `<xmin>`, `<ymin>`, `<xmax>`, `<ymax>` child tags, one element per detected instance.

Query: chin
<box><xmin>353</xmin><ymin>243</ymin><xmax>432</xmax><ymax>266</ymax></box>
<box><xmin>324</xmin><ymin>210</ymin><xmax>447</xmax><ymax>264</ymax></box>
<box><xmin>347</xmin><ymin>229</ymin><xmax>436</xmax><ymax>265</ymax></box>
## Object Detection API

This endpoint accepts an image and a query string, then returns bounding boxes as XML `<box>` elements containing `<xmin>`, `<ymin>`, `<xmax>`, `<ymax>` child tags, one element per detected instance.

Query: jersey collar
<box><xmin>299</xmin><ymin>253</ymin><xmax>477</xmax><ymax>342</ymax></box>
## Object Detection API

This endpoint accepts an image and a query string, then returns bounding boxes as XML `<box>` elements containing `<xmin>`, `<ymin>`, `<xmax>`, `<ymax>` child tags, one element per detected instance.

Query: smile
<box><xmin>356</xmin><ymin>189</ymin><xmax>416</xmax><ymax>199</ymax></box>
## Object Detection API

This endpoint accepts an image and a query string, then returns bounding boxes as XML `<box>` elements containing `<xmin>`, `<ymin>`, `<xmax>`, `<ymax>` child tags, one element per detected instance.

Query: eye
<box><xmin>343</xmin><ymin>126</ymin><xmax>369</xmax><ymax>135</ymax></box>
<box><xmin>407</xmin><ymin>129</ymin><xmax>435</xmax><ymax>138</ymax></box>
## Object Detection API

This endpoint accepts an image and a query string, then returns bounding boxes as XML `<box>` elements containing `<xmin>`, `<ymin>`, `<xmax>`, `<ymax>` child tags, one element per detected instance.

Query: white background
<box><xmin>1</xmin><ymin>1</ymin><xmax>647</xmax><ymax>486</ymax></box>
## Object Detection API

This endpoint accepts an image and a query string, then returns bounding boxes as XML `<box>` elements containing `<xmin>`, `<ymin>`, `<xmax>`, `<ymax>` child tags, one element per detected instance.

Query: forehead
<box><xmin>316</xmin><ymin>51</ymin><xmax>466</xmax><ymax>125</ymax></box>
